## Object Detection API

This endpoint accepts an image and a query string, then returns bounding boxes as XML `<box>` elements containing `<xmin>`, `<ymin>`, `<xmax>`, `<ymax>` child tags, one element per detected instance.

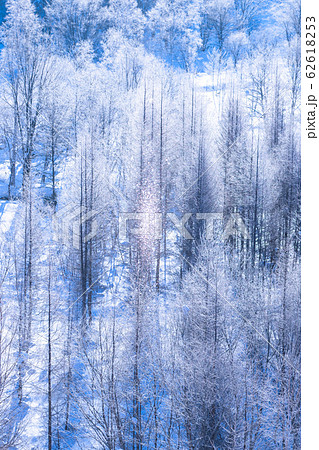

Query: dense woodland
<box><xmin>0</xmin><ymin>0</ymin><xmax>301</xmax><ymax>448</ymax></box>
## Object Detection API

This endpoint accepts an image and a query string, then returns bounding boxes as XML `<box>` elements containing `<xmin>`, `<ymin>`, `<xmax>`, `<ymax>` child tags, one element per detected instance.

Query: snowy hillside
<box><xmin>0</xmin><ymin>0</ymin><xmax>300</xmax><ymax>449</ymax></box>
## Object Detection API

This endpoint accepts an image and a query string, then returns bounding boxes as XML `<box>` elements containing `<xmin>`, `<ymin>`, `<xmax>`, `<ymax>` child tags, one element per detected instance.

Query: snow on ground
<box><xmin>0</xmin><ymin>160</ymin><xmax>23</xmax><ymax>198</ymax></box>
<box><xmin>0</xmin><ymin>200</ymin><xmax>19</xmax><ymax>235</ymax></box>
<box><xmin>0</xmin><ymin>160</ymin><xmax>10</xmax><ymax>198</ymax></box>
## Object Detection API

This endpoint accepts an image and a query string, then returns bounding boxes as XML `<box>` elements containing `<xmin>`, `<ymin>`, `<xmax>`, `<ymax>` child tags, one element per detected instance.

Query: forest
<box><xmin>0</xmin><ymin>0</ymin><xmax>301</xmax><ymax>448</ymax></box>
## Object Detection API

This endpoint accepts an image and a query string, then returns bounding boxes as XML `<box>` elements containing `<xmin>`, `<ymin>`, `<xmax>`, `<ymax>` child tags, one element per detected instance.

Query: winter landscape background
<box><xmin>0</xmin><ymin>0</ymin><xmax>301</xmax><ymax>448</ymax></box>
